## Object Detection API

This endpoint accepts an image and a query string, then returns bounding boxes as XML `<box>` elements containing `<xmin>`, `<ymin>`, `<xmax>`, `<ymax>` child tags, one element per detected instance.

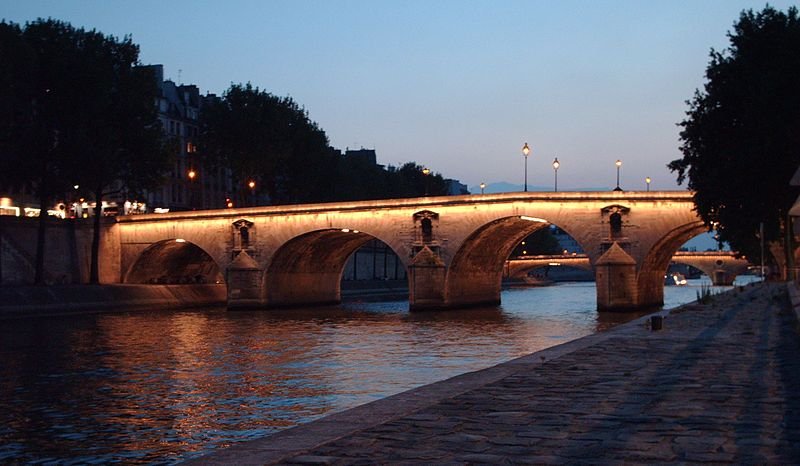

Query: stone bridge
<box><xmin>671</xmin><ymin>251</ymin><xmax>752</xmax><ymax>285</ymax></box>
<box><xmin>113</xmin><ymin>191</ymin><xmax>709</xmax><ymax>312</ymax></box>
<box><xmin>506</xmin><ymin>251</ymin><xmax>751</xmax><ymax>286</ymax></box>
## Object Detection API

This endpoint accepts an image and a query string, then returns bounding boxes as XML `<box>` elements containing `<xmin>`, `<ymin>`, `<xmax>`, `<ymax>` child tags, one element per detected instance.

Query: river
<box><xmin>0</xmin><ymin>278</ymin><xmax>755</xmax><ymax>464</ymax></box>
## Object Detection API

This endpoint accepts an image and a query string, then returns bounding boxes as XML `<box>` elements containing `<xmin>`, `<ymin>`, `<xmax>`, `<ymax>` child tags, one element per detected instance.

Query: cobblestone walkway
<box><xmin>190</xmin><ymin>283</ymin><xmax>800</xmax><ymax>465</ymax></box>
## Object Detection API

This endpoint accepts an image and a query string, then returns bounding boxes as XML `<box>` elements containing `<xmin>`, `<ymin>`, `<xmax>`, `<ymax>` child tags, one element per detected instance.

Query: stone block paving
<box><xmin>192</xmin><ymin>283</ymin><xmax>800</xmax><ymax>465</ymax></box>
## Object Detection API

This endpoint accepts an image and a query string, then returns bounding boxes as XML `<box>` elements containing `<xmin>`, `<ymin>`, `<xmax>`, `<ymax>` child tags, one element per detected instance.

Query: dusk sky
<box><xmin>3</xmin><ymin>1</ymin><xmax>796</xmax><ymax>192</ymax></box>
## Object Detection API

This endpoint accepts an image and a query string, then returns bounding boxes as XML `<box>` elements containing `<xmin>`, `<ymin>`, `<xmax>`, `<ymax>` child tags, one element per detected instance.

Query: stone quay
<box><xmin>186</xmin><ymin>281</ymin><xmax>800</xmax><ymax>464</ymax></box>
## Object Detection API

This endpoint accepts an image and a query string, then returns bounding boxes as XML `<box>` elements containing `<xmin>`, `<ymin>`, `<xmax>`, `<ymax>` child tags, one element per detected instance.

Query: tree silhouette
<box><xmin>668</xmin><ymin>6</ymin><xmax>800</xmax><ymax>264</ymax></box>
<box><xmin>0</xmin><ymin>19</ymin><xmax>170</xmax><ymax>283</ymax></box>
<box><xmin>199</xmin><ymin>83</ymin><xmax>334</xmax><ymax>205</ymax></box>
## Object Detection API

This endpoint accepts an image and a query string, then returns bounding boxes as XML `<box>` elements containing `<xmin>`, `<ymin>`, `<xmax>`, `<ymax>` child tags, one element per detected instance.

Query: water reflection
<box><xmin>0</xmin><ymin>279</ymin><xmax>749</xmax><ymax>464</ymax></box>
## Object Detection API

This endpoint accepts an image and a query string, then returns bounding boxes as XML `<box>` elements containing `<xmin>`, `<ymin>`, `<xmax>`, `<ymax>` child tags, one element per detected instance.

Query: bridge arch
<box><xmin>671</xmin><ymin>253</ymin><xmax>751</xmax><ymax>286</ymax></box>
<box><xmin>442</xmin><ymin>216</ymin><xmax>588</xmax><ymax>308</ymax></box>
<box><xmin>264</xmin><ymin>228</ymin><xmax>408</xmax><ymax>307</ymax></box>
<box><xmin>124</xmin><ymin>239</ymin><xmax>224</xmax><ymax>285</ymax></box>
<box><xmin>637</xmin><ymin>220</ymin><xmax>708</xmax><ymax>306</ymax></box>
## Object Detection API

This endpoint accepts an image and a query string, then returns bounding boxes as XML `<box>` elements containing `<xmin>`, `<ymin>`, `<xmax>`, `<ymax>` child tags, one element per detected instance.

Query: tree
<box><xmin>329</xmin><ymin>152</ymin><xmax>390</xmax><ymax>201</ymax></box>
<box><xmin>0</xmin><ymin>20</ymin><xmax>74</xmax><ymax>284</ymax></box>
<box><xmin>388</xmin><ymin>162</ymin><xmax>448</xmax><ymax>198</ymax></box>
<box><xmin>668</xmin><ymin>6</ymin><xmax>800</xmax><ymax>264</ymax></box>
<box><xmin>0</xmin><ymin>19</ymin><xmax>170</xmax><ymax>284</ymax></box>
<box><xmin>200</xmin><ymin>83</ymin><xmax>335</xmax><ymax>205</ymax></box>
<box><xmin>200</xmin><ymin>84</ymin><xmax>454</xmax><ymax>205</ymax></box>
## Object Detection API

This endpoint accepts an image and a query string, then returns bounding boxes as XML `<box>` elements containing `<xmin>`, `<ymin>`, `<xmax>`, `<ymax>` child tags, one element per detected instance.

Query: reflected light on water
<box><xmin>0</xmin><ymin>278</ymin><xmax>752</xmax><ymax>463</ymax></box>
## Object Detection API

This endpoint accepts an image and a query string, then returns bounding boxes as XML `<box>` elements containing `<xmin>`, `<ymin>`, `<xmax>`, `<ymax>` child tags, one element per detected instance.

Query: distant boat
<box><xmin>665</xmin><ymin>273</ymin><xmax>687</xmax><ymax>286</ymax></box>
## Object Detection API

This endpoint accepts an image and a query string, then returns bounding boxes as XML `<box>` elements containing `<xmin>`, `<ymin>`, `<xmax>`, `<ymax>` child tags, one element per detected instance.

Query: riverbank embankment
<box><xmin>187</xmin><ymin>281</ymin><xmax>800</xmax><ymax>464</ymax></box>
<box><xmin>0</xmin><ymin>284</ymin><xmax>227</xmax><ymax>318</ymax></box>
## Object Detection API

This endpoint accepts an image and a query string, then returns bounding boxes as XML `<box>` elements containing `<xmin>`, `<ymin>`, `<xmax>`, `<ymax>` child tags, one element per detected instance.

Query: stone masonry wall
<box><xmin>0</xmin><ymin>216</ymin><xmax>119</xmax><ymax>285</ymax></box>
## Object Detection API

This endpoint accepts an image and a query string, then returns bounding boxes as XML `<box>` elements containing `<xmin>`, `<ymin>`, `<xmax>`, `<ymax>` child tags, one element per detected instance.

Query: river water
<box><xmin>0</xmin><ymin>278</ymin><xmax>753</xmax><ymax>464</ymax></box>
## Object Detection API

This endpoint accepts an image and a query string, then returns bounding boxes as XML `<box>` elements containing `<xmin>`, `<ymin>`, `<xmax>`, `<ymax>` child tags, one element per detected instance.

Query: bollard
<box><xmin>650</xmin><ymin>315</ymin><xmax>663</xmax><ymax>331</ymax></box>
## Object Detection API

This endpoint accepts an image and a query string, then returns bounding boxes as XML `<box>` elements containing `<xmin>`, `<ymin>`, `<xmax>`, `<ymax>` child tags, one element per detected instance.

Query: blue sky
<box><xmin>3</xmin><ymin>0</ymin><xmax>796</xmax><ymax>193</ymax></box>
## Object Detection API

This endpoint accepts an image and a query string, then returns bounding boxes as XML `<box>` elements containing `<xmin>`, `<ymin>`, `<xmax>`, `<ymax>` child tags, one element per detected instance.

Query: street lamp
<box><xmin>645</xmin><ymin>176</ymin><xmax>651</xmax><ymax>192</ymax></box>
<box><xmin>187</xmin><ymin>169</ymin><xmax>197</xmax><ymax>209</ymax></box>
<box><xmin>248</xmin><ymin>180</ymin><xmax>256</xmax><ymax>206</ymax></box>
<box><xmin>522</xmin><ymin>143</ymin><xmax>531</xmax><ymax>192</ymax></box>
<box><xmin>422</xmin><ymin>167</ymin><xmax>431</xmax><ymax>196</ymax></box>
<box><xmin>480</xmin><ymin>182</ymin><xmax>486</xmax><ymax>194</ymax></box>
<box><xmin>614</xmin><ymin>160</ymin><xmax>622</xmax><ymax>191</ymax></box>
<box><xmin>71</xmin><ymin>185</ymin><xmax>80</xmax><ymax>218</ymax></box>
<box><xmin>552</xmin><ymin>157</ymin><xmax>560</xmax><ymax>192</ymax></box>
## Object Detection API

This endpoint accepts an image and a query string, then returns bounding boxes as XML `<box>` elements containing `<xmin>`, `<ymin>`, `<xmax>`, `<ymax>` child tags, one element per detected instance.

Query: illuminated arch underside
<box><xmin>637</xmin><ymin>220</ymin><xmax>707</xmax><ymax>306</ymax></box>
<box><xmin>125</xmin><ymin>239</ymin><xmax>223</xmax><ymax>284</ymax></box>
<box><xmin>445</xmin><ymin>217</ymin><xmax>551</xmax><ymax>307</ymax></box>
<box><xmin>265</xmin><ymin>229</ymin><xmax>404</xmax><ymax>307</ymax></box>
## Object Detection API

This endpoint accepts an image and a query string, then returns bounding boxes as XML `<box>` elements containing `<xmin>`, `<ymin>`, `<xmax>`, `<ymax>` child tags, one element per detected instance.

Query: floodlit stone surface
<box><xmin>116</xmin><ymin>191</ymin><xmax>705</xmax><ymax>310</ymax></box>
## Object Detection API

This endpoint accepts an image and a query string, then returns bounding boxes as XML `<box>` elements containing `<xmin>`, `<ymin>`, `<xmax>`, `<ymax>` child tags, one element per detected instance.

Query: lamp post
<box><xmin>480</xmin><ymin>182</ymin><xmax>486</xmax><ymax>194</ymax></box>
<box><xmin>188</xmin><ymin>169</ymin><xmax>196</xmax><ymax>209</ymax></box>
<box><xmin>72</xmin><ymin>185</ymin><xmax>79</xmax><ymax>218</ymax></box>
<box><xmin>248</xmin><ymin>180</ymin><xmax>256</xmax><ymax>206</ymax></box>
<box><xmin>614</xmin><ymin>160</ymin><xmax>622</xmax><ymax>191</ymax></box>
<box><xmin>645</xmin><ymin>176</ymin><xmax>651</xmax><ymax>192</ymax></box>
<box><xmin>422</xmin><ymin>167</ymin><xmax>431</xmax><ymax>196</ymax></box>
<box><xmin>552</xmin><ymin>157</ymin><xmax>560</xmax><ymax>192</ymax></box>
<box><xmin>522</xmin><ymin>143</ymin><xmax>531</xmax><ymax>192</ymax></box>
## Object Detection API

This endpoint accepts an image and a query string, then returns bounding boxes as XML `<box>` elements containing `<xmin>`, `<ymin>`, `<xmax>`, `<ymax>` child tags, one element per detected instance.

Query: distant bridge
<box><xmin>110</xmin><ymin>191</ymin><xmax>711</xmax><ymax>312</ymax></box>
<box><xmin>506</xmin><ymin>251</ymin><xmax>751</xmax><ymax>286</ymax></box>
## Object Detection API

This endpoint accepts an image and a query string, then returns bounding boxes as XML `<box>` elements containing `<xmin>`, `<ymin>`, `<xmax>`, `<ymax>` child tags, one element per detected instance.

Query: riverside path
<box><xmin>187</xmin><ymin>282</ymin><xmax>800</xmax><ymax>464</ymax></box>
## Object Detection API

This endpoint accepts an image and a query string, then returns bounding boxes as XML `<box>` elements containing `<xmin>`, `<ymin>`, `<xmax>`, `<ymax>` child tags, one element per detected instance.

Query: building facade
<box><xmin>144</xmin><ymin>65</ymin><xmax>232</xmax><ymax>212</ymax></box>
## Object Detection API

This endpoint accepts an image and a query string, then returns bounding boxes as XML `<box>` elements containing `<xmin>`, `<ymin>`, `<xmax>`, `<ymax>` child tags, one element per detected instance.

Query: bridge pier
<box><xmin>408</xmin><ymin>247</ymin><xmax>447</xmax><ymax>311</ymax></box>
<box><xmin>634</xmin><ymin>269</ymin><xmax>667</xmax><ymax>310</ymax></box>
<box><xmin>595</xmin><ymin>245</ymin><xmax>667</xmax><ymax>312</ymax></box>
<box><xmin>711</xmin><ymin>270</ymin><xmax>735</xmax><ymax>286</ymax></box>
<box><xmin>595</xmin><ymin>242</ymin><xmax>640</xmax><ymax>311</ymax></box>
<box><xmin>226</xmin><ymin>251</ymin><xmax>265</xmax><ymax>310</ymax></box>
